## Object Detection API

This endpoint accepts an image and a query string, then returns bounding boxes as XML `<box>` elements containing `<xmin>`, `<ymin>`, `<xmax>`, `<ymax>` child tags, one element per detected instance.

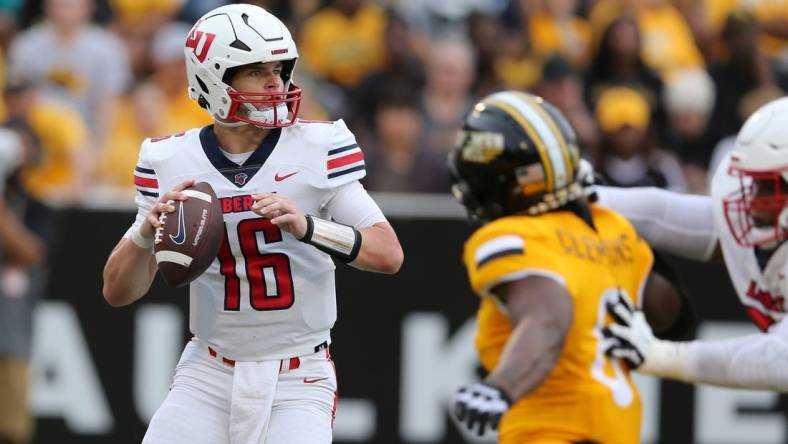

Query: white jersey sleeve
<box><xmin>123</xmin><ymin>139</ymin><xmax>158</xmax><ymax>239</ymax></box>
<box><xmin>323</xmin><ymin>119</ymin><xmax>365</xmax><ymax>187</ymax></box>
<box><xmin>323</xmin><ymin>181</ymin><xmax>387</xmax><ymax>230</ymax></box>
<box><xmin>594</xmin><ymin>185</ymin><xmax>717</xmax><ymax>261</ymax></box>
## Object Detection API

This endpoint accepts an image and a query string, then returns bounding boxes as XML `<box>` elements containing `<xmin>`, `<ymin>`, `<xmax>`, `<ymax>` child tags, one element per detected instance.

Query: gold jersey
<box><xmin>463</xmin><ymin>205</ymin><xmax>653</xmax><ymax>444</ymax></box>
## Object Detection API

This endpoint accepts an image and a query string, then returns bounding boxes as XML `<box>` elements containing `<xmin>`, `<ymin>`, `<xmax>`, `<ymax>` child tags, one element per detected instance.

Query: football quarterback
<box><xmin>102</xmin><ymin>4</ymin><xmax>403</xmax><ymax>444</ymax></box>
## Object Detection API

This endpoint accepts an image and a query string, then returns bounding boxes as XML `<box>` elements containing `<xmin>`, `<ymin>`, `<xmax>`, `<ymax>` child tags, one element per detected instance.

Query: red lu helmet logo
<box><xmin>186</xmin><ymin>20</ymin><xmax>217</xmax><ymax>63</ymax></box>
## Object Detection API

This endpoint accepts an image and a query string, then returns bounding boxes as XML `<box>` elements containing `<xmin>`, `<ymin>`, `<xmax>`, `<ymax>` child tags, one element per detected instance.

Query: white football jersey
<box><xmin>711</xmin><ymin>153</ymin><xmax>788</xmax><ymax>332</ymax></box>
<box><xmin>126</xmin><ymin>119</ymin><xmax>386</xmax><ymax>360</ymax></box>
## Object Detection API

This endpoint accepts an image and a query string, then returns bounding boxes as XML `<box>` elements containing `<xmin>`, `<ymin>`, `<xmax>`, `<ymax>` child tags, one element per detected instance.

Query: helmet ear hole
<box><xmin>197</xmin><ymin>96</ymin><xmax>210</xmax><ymax>110</ymax></box>
<box><xmin>195</xmin><ymin>76</ymin><xmax>210</xmax><ymax>94</ymax></box>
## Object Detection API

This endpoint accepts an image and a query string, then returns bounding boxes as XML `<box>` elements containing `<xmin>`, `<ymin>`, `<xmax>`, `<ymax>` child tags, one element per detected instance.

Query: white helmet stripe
<box><xmin>489</xmin><ymin>92</ymin><xmax>568</xmax><ymax>189</ymax></box>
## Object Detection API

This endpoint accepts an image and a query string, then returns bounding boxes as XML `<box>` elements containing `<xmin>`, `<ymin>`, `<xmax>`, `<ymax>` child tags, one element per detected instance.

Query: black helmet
<box><xmin>448</xmin><ymin>91</ymin><xmax>586</xmax><ymax>222</ymax></box>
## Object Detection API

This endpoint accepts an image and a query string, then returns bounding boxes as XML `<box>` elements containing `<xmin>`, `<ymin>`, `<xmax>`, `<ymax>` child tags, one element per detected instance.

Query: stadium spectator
<box><xmin>706</xmin><ymin>12</ymin><xmax>783</xmax><ymax>149</ymax></box>
<box><xmin>527</xmin><ymin>0</ymin><xmax>591</xmax><ymax>68</ymax></box>
<box><xmin>662</xmin><ymin>68</ymin><xmax>716</xmax><ymax>193</ymax></box>
<box><xmin>589</xmin><ymin>0</ymin><xmax>704</xmax><ymax>79</ymax></box>
<box><xmin>351</xmin><ymin>10</ymin><xmax>425</xmax><ymax>134</ymax></box>
<box><xmin>585</xmin><ymin>16</ymin><xmax>667</xmax><ymax>143</ymax></box>
<box><xmin>685</xmin><ymin>0</ymin><xmax>788</xmax><ymax>61</ymax></box>
<box><xmin>109</xmin><ymin>0</ymin><xmax>181</xmax><ymax>26</ymax></box>
<box><xmin>100</xmin><ymin>22</ymin><xmax>213</xmax><ymax>190</ymax></box>
<box><xmin>0</xmin><ymin>2</ymin><xmax>19</xmax><ymax>55</ymax></box>
<box><xmin>98</xmin><ymin>82</ymin><xmax>167</xmax><ymax>189</ymax></box>
<box><xmin>395</xmin><ymin>0</ymin><xmax>507</xmax><ymax>41</ymax></box>
<box><xmin>466</xmin><ymin>11</ymin><xmax>505</xmax><ymax>97</ymax></box>
<box><xmin>2</xmin><ymin>69</ymin><xmax>90</xmax><ymax>203</ymax></box>
<box><xmin>149</xmin><ymin>22</ymin><xmax>213</xmax><ymax>134</ymax></box>
<box><xmin>493</xmin><ymin>27</ymin><xmax>542</xmax><ymax>92</ymax></box>
<box><xmin>594</xmin><ymin>86</ymin><xmax>686</xmax><ymax>191</ymax></box>
<box><xmin>108</xmin><ymin>0</ymin><xmax>183</xmax><ymax>81</ymax></box>
<box><xmin>420</xmin><ymin>38</ymin><xmax>476</xmax><ymax>155</ymax></box>
<box><xmin>300</xmin><ymin>0</ymin><xmax>388</xmax><ymax>91</ymax></box>
<box><xmin>0</xmin><ymin>126</ymin><xmax>47</xmax><ymax>444</ymax></box>
<box><xmin>363</xmin><ymin>87</ymin><xmax>446</xmax><ymax>193</ymax></box>
<box><xmin>8</xmin><ymin>0</ymin><xmax>131</xmax><ymax>152</ymax></box>
<box><xmin>535</xmin><ymin>55</ymin><xmax>599</xmax><ymax>152</ymax></box>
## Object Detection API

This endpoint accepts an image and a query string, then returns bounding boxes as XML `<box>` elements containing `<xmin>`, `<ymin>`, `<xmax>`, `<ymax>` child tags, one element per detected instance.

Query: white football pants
<box><xmin>142</xmin><ymin>339</ymin><xmax>338</xmax><ymax>444</ymax></box>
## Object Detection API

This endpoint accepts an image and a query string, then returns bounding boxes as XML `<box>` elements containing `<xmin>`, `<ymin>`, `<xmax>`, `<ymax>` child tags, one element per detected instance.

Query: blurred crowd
<box><xmin>1</xmin><ymin>0</ymin><xmax>788</xmax><ymax>202</ymax></box>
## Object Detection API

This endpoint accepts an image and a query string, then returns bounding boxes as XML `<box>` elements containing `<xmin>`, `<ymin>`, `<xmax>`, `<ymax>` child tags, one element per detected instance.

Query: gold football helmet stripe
<box><xmin>489</xmin><ymin>92</ymin><xmax>568</xmax><ymax>189</ymax></box>
<box><xmin>517</xmin><ymin>92</ymin><xmax>575</xmax><ymax>184</ymax></box>
<box><xmin>482</xmin><ymin>98</ymin><xmax>556</xmax><ymax>191</ymax></box>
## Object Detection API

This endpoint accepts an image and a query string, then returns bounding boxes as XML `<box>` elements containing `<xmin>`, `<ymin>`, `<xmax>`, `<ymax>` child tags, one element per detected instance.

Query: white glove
<box><xmin>450</xmin><ymin>381</ymin><xmax>511</xmax><ymax>439</ymax></box>
<box><xmin>603</xmin><ymin>293</ymin><xmax>655</xmax><ymax>369</ymax></box>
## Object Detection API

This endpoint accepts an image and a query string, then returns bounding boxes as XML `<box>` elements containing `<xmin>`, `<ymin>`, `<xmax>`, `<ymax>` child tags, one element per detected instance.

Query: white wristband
<box><xmin>129</xmin><ymin>227</ymin><xmax>154</xmax><ymax>249</ymax></box>
<box><xmin>300</xmin><ymin>215</ymin><xmax>361</xmax><ymax>262</ymax></box>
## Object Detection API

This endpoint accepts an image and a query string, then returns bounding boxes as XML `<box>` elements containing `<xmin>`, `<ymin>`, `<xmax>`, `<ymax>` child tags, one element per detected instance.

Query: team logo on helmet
<box><xmin>459</xmin><ymin>131</ymin><xmax>505</xmax><ymax>164</ymax></box>
<box><xmin>234</xmin><ymin>173</ymin><xmax>248</xmax><ymax>186</ymax></box>
<box><xmin>185</xmin><ymin>20</ymin><xmax>216</xmax><ymax>63</ymax></box>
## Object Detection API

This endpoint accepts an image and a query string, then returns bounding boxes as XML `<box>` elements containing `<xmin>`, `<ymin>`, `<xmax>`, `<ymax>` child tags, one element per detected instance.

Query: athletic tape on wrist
<box><xmin>641</xmin><ymin>339</ymin><xmax>692</xmax><ymax>381</ymax></box>
<box><xmin>300</xmin><ymin>215</ymin><xmax>361</xmax><ymax>262</ymax></box>
<box><xmin>130</xmin><ymin>227</ymin><xmax>154</xmax><ymax>249</ymax></box>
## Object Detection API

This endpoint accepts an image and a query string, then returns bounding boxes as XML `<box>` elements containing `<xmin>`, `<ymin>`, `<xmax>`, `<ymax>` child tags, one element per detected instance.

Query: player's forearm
<box><xmin>102</xmin><ymin>238</ymin><xmax>157</xmax><ymax>307</ymax></box>
<box><xmin>485</xmin><ymin>315</ymin><xmax>566</xmax><ymax>401</ymax></box>
<box><xmin>351</xmin><ymin>222</ymin><xmax>403</xmax><ymax>274</ymax></box>
<box><xmin>641</xmin><ymin>333</ymin><xmax>788</xmax><ymax>391</ymax></box>
<box><xmin>594</xmin><ymin>186</ymin><xmax>718</xmax><ymax>261</ymax></box>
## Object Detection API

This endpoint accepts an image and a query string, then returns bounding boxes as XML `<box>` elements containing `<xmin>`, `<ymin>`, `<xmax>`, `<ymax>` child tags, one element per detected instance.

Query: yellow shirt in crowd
<box><xmin>590</xmin><ymin>0</ymin><xmax>704</xmax><ymax>79</ymax></box>
<box><xmin>704</xmin><ymin>0</ymin><xmax>788</xmax><ymax>57</ymax></box>
<box><xmin>528</xmin><ymin>12</ymin><xmax>592</xmax><ymax>67</ymax></box>
<box><xmin>101</xmin><ymin>91</ymin><xmax>212</xmax><ymax>188</ymax></box>
<box><xmin>300</xmin><ymin>3</ymin><xmax>388</xmax><ymax>89</ymax></box>
<box><xmin>22</xmin><ymin>102</ymin><xmax>88</xmax><ymax>200</ymax></box>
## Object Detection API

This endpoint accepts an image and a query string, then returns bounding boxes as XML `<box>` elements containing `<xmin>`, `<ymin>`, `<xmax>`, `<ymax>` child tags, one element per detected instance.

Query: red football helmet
<box><xmin>723</xmin><ymin>97</ymin><xmax>788</xmax><ymax>247</ymax></box>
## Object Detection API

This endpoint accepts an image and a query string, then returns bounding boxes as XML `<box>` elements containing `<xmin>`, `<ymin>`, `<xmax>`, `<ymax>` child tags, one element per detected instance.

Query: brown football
<box><xmin>153</xmin><ymin>182</ymin><xmax>223</xmax><ymax>287</ymax></box>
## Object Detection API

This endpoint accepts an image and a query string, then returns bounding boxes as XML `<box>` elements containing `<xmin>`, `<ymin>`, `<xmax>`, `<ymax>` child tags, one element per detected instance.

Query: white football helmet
<box><xmin>184</xmin><ymin>4</ymin><xmax>301</xmax><ymax>127</ymax></box>
<box><xmin>724</xmin><ymin>96</ymin><xmax>788</xmax><ymax>247</ymax></box>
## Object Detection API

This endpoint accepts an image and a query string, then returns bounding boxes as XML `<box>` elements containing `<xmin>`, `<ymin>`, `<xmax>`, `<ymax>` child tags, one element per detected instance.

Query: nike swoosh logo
<box><xmin>275</xmin><ymin>171</ymin><xmax>298</xmax><ymax>182</ymax></box>
<box><xmin>169</xmin><ymin>202</ymin><xmax>186</xmax><ymax>245</ymax></box>
<box><xmin>303</xmin><ymin>377</ymin><xmax>328</xmax><ymax>384</ymax></box>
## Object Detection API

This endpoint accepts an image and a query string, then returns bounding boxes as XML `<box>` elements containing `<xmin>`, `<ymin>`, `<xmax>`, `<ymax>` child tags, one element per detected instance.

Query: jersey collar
<box><xmin>199</xmin><ymin>125</ymin><xmax>282</xmax><ymax>188</ymax></box>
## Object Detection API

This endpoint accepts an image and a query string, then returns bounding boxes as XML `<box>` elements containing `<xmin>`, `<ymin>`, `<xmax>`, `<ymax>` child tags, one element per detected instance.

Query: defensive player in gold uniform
<box><xmin>448</xmin><ymin>91</ymin><xmax>667</xmax><ymax>444</ymax></box>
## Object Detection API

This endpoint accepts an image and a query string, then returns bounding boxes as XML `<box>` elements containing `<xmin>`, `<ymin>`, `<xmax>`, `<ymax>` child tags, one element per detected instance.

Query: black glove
<box><xmin>450</xmin><ymin>381</ymin><xmax>512</xmax><ymax>438</ymax></box>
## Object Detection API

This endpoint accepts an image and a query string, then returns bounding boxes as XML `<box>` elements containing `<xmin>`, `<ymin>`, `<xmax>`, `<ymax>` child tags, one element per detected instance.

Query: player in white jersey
<box><xmin>593</xmin><ymin>96</ymin><xmax>788</xmax><ymax>391</ymax></box>
<box><xmin>101</xmin><ymin>4</ymin><xmax>403</xmax><ymax>444</ymax></box>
